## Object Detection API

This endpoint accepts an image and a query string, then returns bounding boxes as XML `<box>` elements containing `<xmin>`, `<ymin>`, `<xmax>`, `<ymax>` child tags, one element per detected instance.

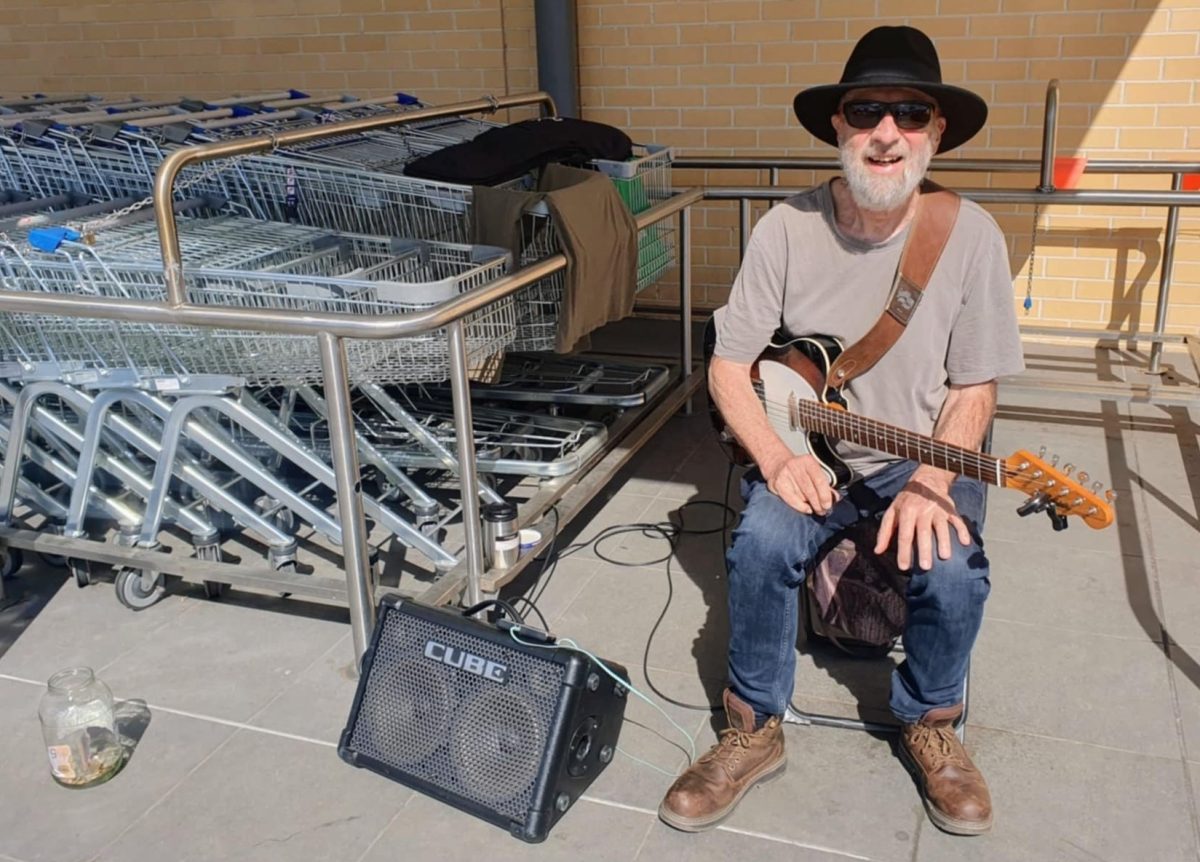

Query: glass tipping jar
<box><xmin>37</xmin><ymin>667</ymin><xmax>124</xmax><ymax>788</ymax></box>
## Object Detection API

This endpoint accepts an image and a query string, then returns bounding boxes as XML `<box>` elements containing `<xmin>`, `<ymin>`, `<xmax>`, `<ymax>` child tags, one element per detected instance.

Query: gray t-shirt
<box><xmin>714</xmin><ymin>181</ymin><xmax>1025</xmax><ymax>478</ymax></box>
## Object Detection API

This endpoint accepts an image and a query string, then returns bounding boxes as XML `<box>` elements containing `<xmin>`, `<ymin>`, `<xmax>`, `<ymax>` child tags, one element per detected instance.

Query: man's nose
<box><xmin>870</xmin><ymin>114</ymin><xmax>903</xmax><ymax>144</ymax></box>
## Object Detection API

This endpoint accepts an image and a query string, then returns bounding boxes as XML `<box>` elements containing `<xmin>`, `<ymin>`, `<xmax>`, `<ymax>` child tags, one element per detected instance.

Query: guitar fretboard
<box><xmin>792</xmin><ymin>397</ymin><xmax>1003</xmax><ymax>485</ymax></box>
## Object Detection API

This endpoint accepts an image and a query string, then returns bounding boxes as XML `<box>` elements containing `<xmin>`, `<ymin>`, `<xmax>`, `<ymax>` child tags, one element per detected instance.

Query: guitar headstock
<box><xmin>1003</xmin><ymin>449</ymin><xmax>1115</xmax><ymax>530</ymax></box>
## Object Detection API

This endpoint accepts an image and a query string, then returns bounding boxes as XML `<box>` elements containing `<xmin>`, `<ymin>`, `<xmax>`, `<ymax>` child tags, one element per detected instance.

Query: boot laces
<box><xmin>911</xmin><ymin>723</ymin><xmax>971</xmax><ymax>771</ymax></box>
<box><xmin>698</xmin><ymin>727</ymin><xmax>754</xmax><ymax>773</ymax></box>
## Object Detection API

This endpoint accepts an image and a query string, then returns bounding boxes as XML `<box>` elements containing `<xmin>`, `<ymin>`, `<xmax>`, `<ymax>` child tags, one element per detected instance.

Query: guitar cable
<box><xmin>507</xmin><ymin>465</ymin><xmax>741</xmax><ymax>716</ymax></box>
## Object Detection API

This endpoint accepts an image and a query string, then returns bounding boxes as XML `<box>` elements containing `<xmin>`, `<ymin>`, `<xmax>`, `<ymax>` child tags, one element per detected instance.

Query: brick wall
<box><xmin>576</xmin><ymin>0</ymin><xmax>1200</xmax><ymax>337</ymax></box>
<box><xmin>3</xmin><ymin>0</ymin><xmax>1198</xmax><ymax>336</ymax></box>
<box><xmin>0</xmin><ymin>0</ymin><xmax>539</xmax><ymax>114</ymax></box>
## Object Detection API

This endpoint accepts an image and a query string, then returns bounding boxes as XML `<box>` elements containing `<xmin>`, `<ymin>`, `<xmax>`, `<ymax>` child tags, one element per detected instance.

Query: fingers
<box><xmin>805</xmin><ymin>460</ymin><xmax>837</xmax><ymax>513</ymax></box>
<box><xmin>767</xmin><ymin>469</ymin><xmax>811</xmax><ymax>515</ymax></box>
<box><xmin>894</xmin><ymin>506</ymin><xmax>917</xmax><ymax>571</ymax></box>
<box><xmin>952</xmin><ymin>514</ymin><xmax>971</xmax><ymax>547</ymax></box>
<box><xmin>932</xmin><ymin>517</ymin><xmax>952</xmax><ymax>567</ymax></box>
<box><xmin>767</xmin><ymin>456</ymin><xmax>839</xmax><ymax>516</ymax></box>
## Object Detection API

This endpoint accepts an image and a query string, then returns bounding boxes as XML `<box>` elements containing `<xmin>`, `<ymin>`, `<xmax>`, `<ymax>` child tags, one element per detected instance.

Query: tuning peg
<box><xmin>1091</xmin><ymin>481</ymin><xmax>1103</xmax><ymax>493</ymax></box>
<box><xmin>1050</xmin><ymin>454</ymin><xmax>1060</xmax><ymax>467</ymax></box>
<box><xmin>1038</xmin><ymin>445</ymin><xmax>1047</xmax><ymax>459</ymax></box>
<box><xmin>1017</xmin><ymin>492</ymin><xmax>1050</xmax><ymax>517</ymax></box>
<box><xmin>1063</xmin><ymin>463</ymin><xmax>1074</xmax><ymax>476</ymax></box>
<box><xmin>1105</xmin><ymin>489</ymin><xmax>1119</xmax><ymax>502</ymax></box>
<box><xmin>1077</xmin><ymin>471</ymin><xmax>1089</xmax><ymax>484</ymax></box>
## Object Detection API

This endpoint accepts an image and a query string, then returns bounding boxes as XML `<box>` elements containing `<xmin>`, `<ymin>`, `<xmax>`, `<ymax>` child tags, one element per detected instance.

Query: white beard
<box><xmin>839</xmin><ymin>135</ymin><xmax>935</xmax><ymax>212</ymax></box>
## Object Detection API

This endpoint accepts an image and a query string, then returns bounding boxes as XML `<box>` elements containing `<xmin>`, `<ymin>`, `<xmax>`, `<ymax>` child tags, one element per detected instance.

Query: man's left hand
<box><xmin>874</xmin><ymin>468</ymin><xmax>971</xmax><ymax>571</ymax></box>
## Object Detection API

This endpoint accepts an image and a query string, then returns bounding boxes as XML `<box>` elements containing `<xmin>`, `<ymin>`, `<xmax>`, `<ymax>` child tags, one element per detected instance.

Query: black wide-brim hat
<box><xmin>793</xmin><ymin>26</ymin><xmax>988</xmax><ymax>154</ymax></box>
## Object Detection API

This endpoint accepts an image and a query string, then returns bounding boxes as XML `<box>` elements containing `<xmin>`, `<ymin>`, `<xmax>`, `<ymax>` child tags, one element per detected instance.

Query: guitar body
<box><xmin>703</xmin><ymin>318</ymin><xmax>854</xmax><ymax>487</ymax></box>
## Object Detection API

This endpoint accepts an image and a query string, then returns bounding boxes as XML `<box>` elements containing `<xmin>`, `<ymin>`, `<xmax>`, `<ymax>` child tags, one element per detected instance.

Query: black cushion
<box><xmin>404</xmin><ymin>117</ymin><xmax>632</xmax><ymax>186</ymax></box>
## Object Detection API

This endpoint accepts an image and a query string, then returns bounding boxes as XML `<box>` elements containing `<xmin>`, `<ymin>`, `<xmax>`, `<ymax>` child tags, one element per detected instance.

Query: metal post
<box><xmin>739</xmin><ymin>198</ymin><xmax>751</xmax><ymax>261</ymax></box>
<box><xmin>1148</xmin><ymin>172</ymin><xmax>1184</xmax><ymax>374</ymax></box>
<box><xmin>534</xmin><ymin>0</ymin><xmax>580</xmax><ymax>118</ymax></box>
<box><xmin>447</xmin><ymin>320</ymin><xmax>485</xmax><ymax>607</ymax></box>
<box><xmin>317</xmin><ymin>332</ymin><xmax>375</xmax><ymax>669</ymax></box>
<box><xmin>679</xmin><ymin>206</ymin><xmax>694</xmax><ymax>415</ymax></box>
<box><xmin>1038</xmin><ymin>79</ymin><xmax>1060</xmax><ymax>192</ymax></box>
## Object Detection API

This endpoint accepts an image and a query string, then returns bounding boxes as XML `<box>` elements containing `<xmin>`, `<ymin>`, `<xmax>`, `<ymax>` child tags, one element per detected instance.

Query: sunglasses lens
<box><xmin>843</xmin><ymin>102</ymin><xmax>884</xmax><ymax>129</ymax></box>
<box><xmin>894</xmin><ymin>103</ymin><xmax>933</xmax><ymax>129</ymax></box>
<box><xmin>841</xmin><ymin>101</ymin><xmax>934</xmax><ymax>130</ymax></box>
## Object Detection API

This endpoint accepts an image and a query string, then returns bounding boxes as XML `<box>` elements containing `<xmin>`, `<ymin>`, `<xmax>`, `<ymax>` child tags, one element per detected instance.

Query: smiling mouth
<box><xmin>867</xmin><ymin>155</ymin><xmax>903</xmax><ymax>166</ymax></box>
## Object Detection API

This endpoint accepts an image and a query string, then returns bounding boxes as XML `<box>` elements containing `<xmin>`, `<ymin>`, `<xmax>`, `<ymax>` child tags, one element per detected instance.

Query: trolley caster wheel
<box><xmin>34</xmin><ymin>524</ymin><xmax>70</xmax><ymax>569</ymax></box>
<box><xmin>38</xmin><ymin>551</ymin><xmax>68</xmax><ymax>569</ymax></box>
<box><xmin>0</xmin><ymin>547</ymin><xmax>23</xmax><ymax>580</ymax></box>
<box><xmin>114</xmin><ymin>569</ymin><xmax>165</xmax><ymax>611</ymax></box>
<box><xmin>67</xmin><ymin>557</ymin><xmax>98</xmax><ymax>588</ymax></box>
<box><xmin>202</xmin><ymin>580</ymin><xmax>229</xmax><ymax>600</ymax></box>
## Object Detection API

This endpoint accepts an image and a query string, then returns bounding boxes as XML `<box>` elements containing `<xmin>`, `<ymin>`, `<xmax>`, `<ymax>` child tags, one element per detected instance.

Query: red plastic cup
<box><xmin>1053</xmin><ymin>156</ymin><xmax>1088</xmax><ymax>190</ymax></box>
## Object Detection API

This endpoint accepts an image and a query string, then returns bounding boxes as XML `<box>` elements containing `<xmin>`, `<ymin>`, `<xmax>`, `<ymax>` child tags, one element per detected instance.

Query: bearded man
<box><xmin>658</xmin><ymin>26</ymin><xmax>1024</xmax><ymax>836</ymax></box>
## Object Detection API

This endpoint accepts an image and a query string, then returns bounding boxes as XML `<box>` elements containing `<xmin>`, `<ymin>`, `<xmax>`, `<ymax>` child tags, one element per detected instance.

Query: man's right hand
<box><xmin>761</xmin><ymin>453</ymin><xmax>840</xmax><ymax>516</ymax></box>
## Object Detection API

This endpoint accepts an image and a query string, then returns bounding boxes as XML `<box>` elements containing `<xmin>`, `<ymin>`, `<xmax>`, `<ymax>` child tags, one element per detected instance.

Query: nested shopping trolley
<box><xmin>0</xmin><ymin>101</ymin><xmax>677</xmax><ymax>345</ymax></box>
<box><xmin>0</xmin><ymin>208</ymin><xmax>527</xmax><ymax>607</ymax></box>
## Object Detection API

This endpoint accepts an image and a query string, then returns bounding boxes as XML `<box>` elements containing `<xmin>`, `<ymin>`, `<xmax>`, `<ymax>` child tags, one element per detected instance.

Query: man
<box><xmin>658</xmin><ymin>26</ymin><xmax>1024</xmax><ymax>836</ymax></box>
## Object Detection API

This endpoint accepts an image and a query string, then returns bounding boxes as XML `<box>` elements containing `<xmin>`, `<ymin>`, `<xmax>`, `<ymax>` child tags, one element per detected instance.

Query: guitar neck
<box><xmin>793</xmin><ymin>398</ymin><xmax>1002</xmax><ymax>485</ymax></box>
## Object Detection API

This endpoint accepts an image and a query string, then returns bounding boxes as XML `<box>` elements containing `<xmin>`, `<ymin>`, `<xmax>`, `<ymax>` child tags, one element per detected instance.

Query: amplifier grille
<box><xmin>350</xmin><ymin>610</ymin><xmax>567</xmax><ymax>820</ymax></box>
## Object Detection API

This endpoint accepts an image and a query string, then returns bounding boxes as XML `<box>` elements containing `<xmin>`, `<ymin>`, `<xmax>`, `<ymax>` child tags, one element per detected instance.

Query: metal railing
<box><xmin>675</xmin><ymin>81</ymin><xmax>1200</xmax><ymax>375</ymax></box>
<box><xmin>0</xmin><ymin>90</ymin><xmax>703</xmax><ymax>665</ymax></box>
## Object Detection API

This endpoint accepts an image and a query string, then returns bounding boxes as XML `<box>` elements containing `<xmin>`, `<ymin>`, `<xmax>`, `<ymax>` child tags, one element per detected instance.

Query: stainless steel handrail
<box><xmin>0</xmin><ymin>191</ymin><xmax>701</xmax><ymax>336</ymax></box>
<box><xmin>701</xmin><ymin>187</ymin><xmax>1200</xmax><ymax>207</ymax></box>
<box><xmin>153</xmin><ymin>91</ymin><xmax>561</xmax><ymax>306</ymax></box>
<box><xmin>674</xmin><ymin>156</ymin><xmax>1200</xmax><ymax>175</ymax></box>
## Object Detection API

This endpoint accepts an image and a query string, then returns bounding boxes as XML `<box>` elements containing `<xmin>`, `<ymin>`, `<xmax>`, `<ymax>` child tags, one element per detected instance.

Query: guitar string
<box><xmin>754</xmin><ymin>402</ymin><xmax>1099</xmax><ymax>511</ymax></box>
<box><xmin>755</xmin><ymin>400</ymin><xmax>998</xmax><ymax>474</ymax></box>
<box><xmin>750</xmin><ymin>399</ymin><xmax>1104</xmax><ymax>507</ymax></box>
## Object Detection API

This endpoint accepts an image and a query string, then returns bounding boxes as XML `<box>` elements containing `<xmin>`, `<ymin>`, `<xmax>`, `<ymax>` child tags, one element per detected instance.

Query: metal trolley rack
<box><xmin>0</xmin><ymin>92</ymin><xmax>705</xmax><ymax>665</ymax></box>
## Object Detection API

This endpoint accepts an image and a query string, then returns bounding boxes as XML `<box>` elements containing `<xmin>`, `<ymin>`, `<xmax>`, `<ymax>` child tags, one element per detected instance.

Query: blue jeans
<box><xmin>726</xmin><ymin>459</ymin><xmax>990</xmax><ymax>724</ymax></box>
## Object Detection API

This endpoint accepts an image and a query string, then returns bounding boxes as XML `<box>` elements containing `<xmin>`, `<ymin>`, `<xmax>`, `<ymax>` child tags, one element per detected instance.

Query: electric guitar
<box><xmin>704</xmin><ymin>325</ymin><xmax>1115</xmax><ymax>531</ymax></box>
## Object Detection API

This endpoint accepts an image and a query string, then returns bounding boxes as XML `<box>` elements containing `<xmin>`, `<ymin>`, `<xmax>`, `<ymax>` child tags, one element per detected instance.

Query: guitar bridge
<box><xmin>788</xmin><ymin>391</ymin><xmax>799</xmax><ymax>431</ymax></box>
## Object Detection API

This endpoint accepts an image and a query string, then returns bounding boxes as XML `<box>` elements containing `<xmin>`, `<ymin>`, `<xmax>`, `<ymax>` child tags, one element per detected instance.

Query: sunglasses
<box><xmin>841</xmin><ymin>100</ymin><xmax>936</xmax><ymax>131</ymax></box>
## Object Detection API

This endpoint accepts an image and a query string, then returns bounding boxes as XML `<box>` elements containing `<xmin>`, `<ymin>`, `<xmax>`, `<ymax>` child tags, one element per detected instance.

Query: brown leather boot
<box><xmin>658</xmin><ymin>688</ymin><xmax>786</xmax><ymax>832</ymax></box>
<box><xmin>899</xmin><ymin>705</ymin><xmax>993</xmax><ymax>835</ymax></box>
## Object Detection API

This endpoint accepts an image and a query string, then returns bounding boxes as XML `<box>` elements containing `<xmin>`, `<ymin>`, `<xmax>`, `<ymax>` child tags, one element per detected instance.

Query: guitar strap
<box><xmin>824</xmin><ymin>180</ymin><xmax>962</xmax><ymax>391</ymax></box>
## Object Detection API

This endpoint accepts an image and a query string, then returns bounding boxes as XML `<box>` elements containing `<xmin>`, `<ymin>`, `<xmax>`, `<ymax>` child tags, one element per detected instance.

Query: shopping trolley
<box><xmin>0</xmin><ymin>217</ymin><xmax>521</xmax><ymax>604</ymax></box>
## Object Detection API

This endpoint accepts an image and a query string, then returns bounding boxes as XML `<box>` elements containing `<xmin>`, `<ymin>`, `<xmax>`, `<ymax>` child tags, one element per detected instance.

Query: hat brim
<box><xmin>793</xmin><ymin>81</ymin><xmax>988</xmax><ymax>154</ymax></box>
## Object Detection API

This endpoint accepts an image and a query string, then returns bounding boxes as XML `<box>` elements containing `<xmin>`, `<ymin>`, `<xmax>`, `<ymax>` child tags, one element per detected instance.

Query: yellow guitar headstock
<box><xmin>1003</xmin><ymin>449</ymin><xmax>1115</xmax><ymax>530</ymax></box>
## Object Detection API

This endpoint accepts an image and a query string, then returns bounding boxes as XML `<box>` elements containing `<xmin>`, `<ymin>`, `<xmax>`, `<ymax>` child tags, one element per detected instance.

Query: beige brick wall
<box><xmin>0</xmin><ymin>0</ymin><xmax>539</xmax><ymax>116</ymax></box>
<box><xmin>3</xmin><ymin>0</ymin><xmax>1198</xmax><ymax>337</ymax></box>
<box><xmin>577</xmin><ymin>0</ymin><xmax>1200</xmax><ymax>339</ymax></box>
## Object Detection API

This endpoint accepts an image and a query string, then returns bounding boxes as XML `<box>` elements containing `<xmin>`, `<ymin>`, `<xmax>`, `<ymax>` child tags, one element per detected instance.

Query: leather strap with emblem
<box><xmin>824</xmin><ymin>181</ymin><xmax>961</xmax><ymax>391</ymax></box>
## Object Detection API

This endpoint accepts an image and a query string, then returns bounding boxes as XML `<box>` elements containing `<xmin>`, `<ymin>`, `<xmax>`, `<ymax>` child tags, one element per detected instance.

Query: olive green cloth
<box><xmin>471</xmin><ymin>164</ymin><xmax>637</xmax><ymax>353</ymax></box>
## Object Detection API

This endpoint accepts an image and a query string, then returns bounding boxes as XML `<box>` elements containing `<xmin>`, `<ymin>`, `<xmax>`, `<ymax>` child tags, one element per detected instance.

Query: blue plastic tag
<box><xmin>28</xmin><ymin>227</ymin><xmax>82</xmax><ymax>252</ymax></box>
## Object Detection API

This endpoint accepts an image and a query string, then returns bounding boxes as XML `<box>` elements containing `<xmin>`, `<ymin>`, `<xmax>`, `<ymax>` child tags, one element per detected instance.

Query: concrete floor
<box><xmin>1</xmin><ymin>340</ymin><xmax>1198</xmax><ymax>862</ymax></box>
